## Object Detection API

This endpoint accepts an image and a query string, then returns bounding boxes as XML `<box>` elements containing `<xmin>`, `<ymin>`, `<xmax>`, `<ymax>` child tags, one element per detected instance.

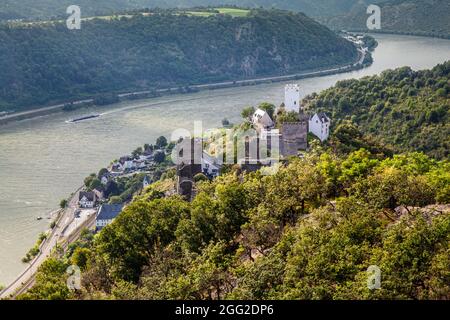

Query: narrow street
<box><xmin>0</xmin><ymin>188</ymin><xmax>94</xmax><ymax>299</ymax></box>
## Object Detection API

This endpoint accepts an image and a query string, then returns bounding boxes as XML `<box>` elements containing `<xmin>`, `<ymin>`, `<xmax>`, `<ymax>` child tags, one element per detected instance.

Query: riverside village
<box><xmin>53</xmin><ymin>84</ymin><xmax>330</xmax><ymax>239</ymax></box>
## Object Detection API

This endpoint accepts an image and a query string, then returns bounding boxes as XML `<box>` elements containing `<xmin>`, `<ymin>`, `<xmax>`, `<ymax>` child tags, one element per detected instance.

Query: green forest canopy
<box><xmin>0</xmin><ymin>9</ymin><xmax>357</xmax><ymax>111</ymax></box>
<box><xmin>304</xmin><ymin>61</ymin><xmax>450</xmax><ymax>159</ymax></box>
<box><xmin>0</xmin><ymin>1</ymin><xmax>370</xmax><ymax>21</ymax></box>
<box><xmin>19</xmin><ymin>63</ymin><xmax>450</xmax><ymax>300</ymax></box>
<box><xmin>2</xmin><ymin>1</ymin><xmax>449</xmax><ymax>38</ymax></box>
<box><xmin>19</xmin><ymin>146</ymin><xmax>450</xmax><ymax>300</ymax></box>
<box><xmin>322</xmin><ymin>0</ymin><xmax>450</xmax><ymax>39</ymax></box>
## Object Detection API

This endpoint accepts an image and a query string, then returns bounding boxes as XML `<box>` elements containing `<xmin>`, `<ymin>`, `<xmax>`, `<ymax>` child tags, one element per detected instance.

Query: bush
<box><xmin>109</xmin><ymin>196</ymin><xmax>123</xmax><ymax>205</ymax></box>
<box><xmin>194</xmin><ymin>173</ymin><xmax>209</xmax><ymax>182</ymax></box>
<box><xmin>222</xmin><ymin>118</ymin><xmax>231</xmax><ymax>127</ymax></box>
<box><xmin>156</xmin><ymin>136</ymin><xmax>168</xmax><ymax>149</ymax></box>
<box><xmin>59</xmin><ymin>199</ymin><xmax>68</xmax><ymax>209</ymax></box>
<box><xmin>154</xmin><ymin>151</ymin><xmax>166</xmax><ymax>164</ymax></box>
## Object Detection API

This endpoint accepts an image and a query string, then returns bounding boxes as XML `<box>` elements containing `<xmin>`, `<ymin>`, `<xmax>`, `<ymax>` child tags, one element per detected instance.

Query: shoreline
<box><xmin>0</xmin><ymin>48</ymin><xmax>369</xmax><ymax>126</ymax></box>
<box><xmin>0</xmin><ymin>57</ymin><xmax>369</xmax><ymax>295</ymax></box>
<box><xmin>0</xmin><ymin>186</ymin><xmax>84</xmax><ymax>299</ymax></box>
<box><xmin>344</xmin><ymin>29</ymin><xmax>450</xmax><ymax>40</ymax></box>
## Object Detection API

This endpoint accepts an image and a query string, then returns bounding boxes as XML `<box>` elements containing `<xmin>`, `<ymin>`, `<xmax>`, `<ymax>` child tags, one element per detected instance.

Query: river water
<box><xmin>0</xmin><ymin>34</ymin><xmax>449</xmax><ymax>286</ymax></box>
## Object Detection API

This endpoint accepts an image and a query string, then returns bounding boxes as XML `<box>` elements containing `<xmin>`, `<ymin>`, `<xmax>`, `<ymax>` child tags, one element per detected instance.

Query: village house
<box><xmin>252</xmin><ymin>108</ymin><xmax>274</xmax><ymax>131</ymax></box>
<box><xmin>110</xmin><ymin>162</ymin><xmax>123</xmax><ymax>174</ymax></box>
<box><xmin>202</xmin><ymin>151</ymin><xmax>222</xmax><ymax>178</ymax></box>
<box><xmin>309</xmin><ymin>112</ymin><xmax>331</xmax><ymax>141</ymax></box>
<box><xmin>138</xmin><ymin>154</ymin><xmax>150</xmax><ymax>161</ymax></box>
<box><xmin>133</xmin><ymin>159</ymin><xmax>147</xmax><ymax>169</ymax></box>
<box><xmin>78</xmin><ymin>191</ymin><xmax>96</xmax><ymax>208</ymax></box>
<box><xmin>96</xmin><ymin>203</ymin><xmax>124</xmax><ymax>231</ymax></box>
<box><xmin>119</xmin><ymin>156</ymin><xmax>135</xmax><ymax>171</ymax></box>
<box><xmin>141</xmin><ymin>148</ymin><xmax>154</xmax><ymax>160</ymax></box>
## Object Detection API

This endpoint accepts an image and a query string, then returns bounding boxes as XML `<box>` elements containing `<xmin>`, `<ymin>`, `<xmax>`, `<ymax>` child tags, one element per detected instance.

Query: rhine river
<box><xmin>0</xmin><ymin>34</ymin><xmax>450</xmax><ymax>286</ymax></box>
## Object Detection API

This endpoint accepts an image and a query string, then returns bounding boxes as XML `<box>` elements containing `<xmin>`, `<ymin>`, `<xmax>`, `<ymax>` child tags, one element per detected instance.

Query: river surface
<box><xmin>0</xmin><ymin>34</ymin><xmax>450</xmax><ymax>286</ymax></box>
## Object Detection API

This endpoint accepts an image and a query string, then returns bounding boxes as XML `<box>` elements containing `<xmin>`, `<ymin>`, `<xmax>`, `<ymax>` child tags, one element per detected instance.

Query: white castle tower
<box><xmin>284</xmin><ymin>84</ymin><xmax>301</xmax><ymax>113</ymax></box>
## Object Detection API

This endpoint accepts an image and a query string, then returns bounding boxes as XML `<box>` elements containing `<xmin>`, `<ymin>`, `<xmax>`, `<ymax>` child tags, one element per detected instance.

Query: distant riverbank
<box><xmin>0</xmin><ymin>48</ymin><xmax>368</xmax><ymax>126</ymax></box>
<box><xmin>343</xmin><ymin>29</ymin><xmax>450</xmax><ymax>40</ymax></box>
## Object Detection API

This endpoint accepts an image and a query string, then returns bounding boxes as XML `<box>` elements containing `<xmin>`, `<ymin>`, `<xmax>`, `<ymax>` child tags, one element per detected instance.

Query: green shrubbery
<box><xmin>305</xmin><ymin>62</ymin><xmax>450</xmax><ymax>159</ymax></box>
<box><xmin>22</xmin><ymin>233</ymin><xmax>47</xmax><ymax>263</ymax></box>
<box><xmin>24</xmin><ymin>144</ymin><xmax>448</xmax><ymax>300</ymax></box>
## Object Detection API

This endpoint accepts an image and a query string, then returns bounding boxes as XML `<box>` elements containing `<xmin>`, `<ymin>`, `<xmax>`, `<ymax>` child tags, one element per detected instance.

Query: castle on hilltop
<box><xmin>176</xmin><ymin>84</ymin><xmax>331</xmax><ymax>199</ymax></box>
<box><xmin>283</xmin><ymin>83</ymin><xmax>330</xmax><ymax>142</ymax></box>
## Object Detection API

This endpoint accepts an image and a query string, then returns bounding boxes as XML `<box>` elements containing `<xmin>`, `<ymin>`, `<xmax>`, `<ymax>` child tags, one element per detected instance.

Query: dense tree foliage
<box><xmin>0</xmin><ymin>1</ymin><xmax>372</xmax><ymax>22</ymax></box>
<box><xmin>304</xmin><ymin>61</ymin><xmax>450</xmax><ymax>159</ymax></box>
<box><xmin>15</xmin><ymin>60</ymin><xmax>450</xmax><ymax>301</ymax></box>
<box><xmin>323</xmin><ymin>0</ymin><xmax>450</xmax><ymax>39</ymax></box>
<box><xmin>22</xmin><ymin>142</ymin><xmax>449</xmax><ymax>300</ymax></box>
<box><xmin>18</xmin><ymin>258</ymin><xmax>73</xmax><ymax>300</ymax></box>
<box><xmin>3</xmin><ymin>1</ymin><xmax>449</xmax><ymax>38</ymax></box>
<box><xmin>0</xmin><ymin>9</ymin><xmax>357</xmax><ymax>111</ymax></box>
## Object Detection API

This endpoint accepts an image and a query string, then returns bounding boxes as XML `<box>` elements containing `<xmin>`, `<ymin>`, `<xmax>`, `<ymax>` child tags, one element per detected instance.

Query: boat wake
<box><xmin>65</xmin><ymin>114</ymin><xmax>100</xmax><ymax>123</ymax></box>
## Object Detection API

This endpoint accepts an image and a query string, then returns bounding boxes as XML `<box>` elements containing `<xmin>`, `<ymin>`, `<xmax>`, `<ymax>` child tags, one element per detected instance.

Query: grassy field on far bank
<box><xmin>186</xmin><ymin>7</ymin><xmax>250</xmax><ymax>17</ymax></box>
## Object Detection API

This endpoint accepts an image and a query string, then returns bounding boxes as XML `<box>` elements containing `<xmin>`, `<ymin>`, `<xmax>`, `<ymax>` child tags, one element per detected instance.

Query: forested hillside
<box><xmin>0</xmin><ymin>0</ymin><xmax>160</xmax><ymax>20</ymax></box>
<box><xmin>0</xmin><ymin>9</ymin><xmax>357</xmax><ymax>111</ymax></box>
<box><xmin>0</xmin><ymin>1</ymin><xmax>366</xmax><ymax>21</ymax></box>
<box><xmin>304</xmin><ymin>61</ymin><xmax>450</xmax><ymax>159</ymax></box>
<box><xmin>16</xmin><ymin>62</ymin><xmax>450</xmax><ymax>300</ymax></box>
<box><xmin>19</xmin><ymin>146</ymin><xmax>450</xmax><ymax>300</ymax></box>
<box><xmin>3</xmin><ymin>1</ymin><xmax>450</xmax><ymax>38</ymax></box>
<box><xmin>322</xmin><ymin>0</ymin><xmax>450</xmax><ymax>38</ymax></box>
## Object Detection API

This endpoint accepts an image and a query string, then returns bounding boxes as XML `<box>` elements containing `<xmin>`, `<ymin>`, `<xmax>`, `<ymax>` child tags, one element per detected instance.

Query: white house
<box><xmin>139</xmin><ymin>153</ymin><xmax>154</xmax><ymax>161</ymax></box>
<box><xmin>96</xmin><ymin>203</ymin><xmax>124</xmax><ymax>231</ymax></box>
<box><xmin>309</xmin><ymin>112</ymin><xmax>331</xmax><ymax>142</ymax></box>
<box><xmin>119</xmin><ymin>156</ymin><xmax>135</xmax><ymax>170</ymax></box>
<box><xmin>252</xmin><ymin>109</ymin><xmax>274</xmax><ymax>130</ymax></box>
<box><xmin>202</xmin><ymin>151</ymin><xmax>222</xmax><ymax>178</ymax></box>
<box><xmin>79</xmin><ymin>191</ymin><xmax>96</xmax><ymax>208</ymax></box>
<box><xmin>284</xmin><ymin>84</ymin><xmax>301</xmax><ymax>113</ymax></box>
<box><xmin>111</xmin><ymin>163</ymin><xmax>123</xmax><ymax>173</ymax></box>
<box><xmin>125</xmin><ymin>161</ymin><xmax>135</xmax><ymax>170</ymax></box>
<box><xmin>134</xmin><ymin>159</ymin><xmax>147</xmax><ymax>169</ymax></box>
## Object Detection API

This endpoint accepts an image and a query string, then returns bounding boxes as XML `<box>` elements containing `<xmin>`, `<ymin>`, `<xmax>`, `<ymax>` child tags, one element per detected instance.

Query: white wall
<box><xmin>79</xmin><ymin>198</ymin><xmax>94</xmax><ymax>208</ymax></box>
<box><xmin>308</xmin><ymin>114</ymin><xmax>330</xmax><ymax>142</ymax></box>
<box><xmin>96</xmin><ymin>219</ymin><xmax>113</xmax><ymax>228</ymax></box>
<box><xmin>285</xmin><ymin>84</ymin><xmax>301</xmax><ymax>113</ymax></box>
<box><xmin>252</xmin><ymin>109</ymin><xmax>274</xmax><ymax>129</ymax></box>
